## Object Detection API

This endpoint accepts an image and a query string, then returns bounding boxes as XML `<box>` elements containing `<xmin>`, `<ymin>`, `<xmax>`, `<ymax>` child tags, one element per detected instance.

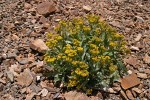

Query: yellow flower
<box><xmin>114</xmin><ymin>33</ymin><xmax>124</xmax><ymax>39</ymax></box>
<box><xmin>109</xmin><ymin>63</ymin><xmax>118</xmax><ymax>73</ymax></box>
<box><xmin>73</xmin><ymin>39</ymin><xmax>80</xmax><ymax>46</ymax></box>
<box><xmin>77</xmin><ymin>47</ymin><xmax>83</xmax><ymax>52</ymax></box>
<box><xmin>68</xmin><ymin>79</ymin><xmax>78</xmax><ymax>87</ymax></box>
<box><xmin>109</xmin><ymin>42</ymin><xmax>117</xmax><ymax>48</ymax></box>
<box><xmin>83</xmin><ymin>26</ymin><xmax>91</xmax><ymax>32</ymax></box>
<box><xmin>92</xmin><ymin>56</ymin><xmax>100</xmax><ymax>62</ymax></box>
<box><xmin>44</xmin><ymin>56</ymin><xmax>56</xmax><ymax>63</ymax></box>
<box><xmin>65</xmin><ymin>57</ymin><xmax>72</xmax><ymax>62</ymax></box>
<box><xmin>72</xmin><ymin>61</ymin><xmax>78</xmax><ymax>66</ymax></box>
<box><xmin>79</xmin><ymin>62</ymin><xmax>88</xmax><ymax>68</ymax></box>
<box><xmin>86</xmin><ymin>89</ymin><xmax>92</xmax><ymax>94</ymax></box>
<box><xmin>75</xmin><ymin>68</ymin><xmax>82</xmax><ymax>75</ymax></box>
<box><xmin>80</xmin><ymin>70</ymin><xmax>89</xmax><ymax>77</ymax></box>
<box><xmin>56</xmin><ymin>35</ymin><xmax>62</xmax><ymax>41</ymax></box>
<box><xmin>57</xmin><ymin>53</ymin><xmax>63</xmax><ymax>60</ymax></box>
<box><xmin>90</xmin><ymin>49</ymin><xmax>99</xmax><ymax>55</ymax></box>
<box><xmin>65</xmin><ymin>49</ymin><xmax>77</xmax><ymax>57</ymax></box>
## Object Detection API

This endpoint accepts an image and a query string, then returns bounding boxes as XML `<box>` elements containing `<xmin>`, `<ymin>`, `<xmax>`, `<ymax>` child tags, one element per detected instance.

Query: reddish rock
<box><xmin>124</xmin><ymin>57</ymin><xmax>138</xmax><ymax>66</ymax></box>
<box><xmin>30</xmin><ymin>39</ymin><xmax>48</xmax><ymax>53</ymax></box>
<box><xmin>36</xmin><ymin>1</ymin><xmax>56</xmax><ymax>15</ymax></box>
<box><xmin>120</xmin><ymin>73</ymin><xmax>141</xmax><ymax>90</ymax></box>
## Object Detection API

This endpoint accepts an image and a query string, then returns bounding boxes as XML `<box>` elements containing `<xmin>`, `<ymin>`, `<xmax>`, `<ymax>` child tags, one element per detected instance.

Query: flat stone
<box><xmin>36</xmin><ymin>1</ymin><xmax>56</xmax><ymax>15</ymax></box>
<box><xmin>30</xmin><ymin>39</ymin><xmax>48</xmax><ymax>53</ymax></box>
<box><xmin>26</xmin><ymin>92</ymin><xmax>36</xmax><ymax>100</ymax></box>
<box><xmin>137</xmin><ymin>73</ymin><xmax>148</xmax><ymax>79</ymax></box>
<box><xmin>120</xmin><ymin>90</ymin><xmax>128</xmax><ymax>100</ymax></box>
<box><xmin>126</xmin><ymin>90</ymin><xmax>135</xmax><ymax>100</ymax></box>
<box><xmin>132</xmin><ymin>88</ymin><xmax>142</xmax><ymax>94</ymax></box>
<box><xmin>37</xmin><ymin>88</ymin><xmax>48</xmax><ymax>97</ymax></box>
<box><xmin>120</xmin><ymin>73</ymin><xmax>141</xmax><ymax>90</ymax></box>
<box><xmin>6</xmin><ymin>71</ymin><xmax>14</xmax><ymax>82</ymax></box>
<box><xmin>124</xmin><ymin>57</ymin><xmax>138</xmax><ymax>66</ymax></box>
<box><xmin>16</xmin><ymin>68</ymin><xmax>33</xmax><ymax>86</ymax></box>
<box><xmin>143</xmin><ymin>54</ymin><xmax>150</xmax><ymax>64</ymax></box>
<box><xmin>135</xmin><ymin>34</ymin><xmax>142</xmax><ymax>42</ymax></box>
<box><xmin>130</xmin><ymin>46</ymin><xmax>139</xmax><ymax>51</ymax></box>
<box><xmin>83</xmin><ymin>5</ymin><xmax>92</xmax><ymax>11</ymax></box>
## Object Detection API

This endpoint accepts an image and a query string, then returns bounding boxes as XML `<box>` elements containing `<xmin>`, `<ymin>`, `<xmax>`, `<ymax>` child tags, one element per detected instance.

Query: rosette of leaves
<box><xmin>44</xmin><ymin>14</ymin><xmax>130</xmax><ymax>94</ymax></box>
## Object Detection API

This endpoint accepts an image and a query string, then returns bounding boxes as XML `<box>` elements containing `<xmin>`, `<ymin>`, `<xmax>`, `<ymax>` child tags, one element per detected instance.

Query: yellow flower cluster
<box><xmin>109</xmin><ymin>42</ymin><xmax>117</xmax><ymax>48</ymax></box>
<box><xmin>114</xmin><ymin>33</ymin><xmax>124</xmax><ymax>40</ymax></box>
<box><xmin>89</xmin><ymin>44</ymin><xmax>99</xmax><ymax>55</ymax></box>
<box><xmin>86</xmin><ymin>14</ymin><xmax>99</xmax><ymax>23</ymax></box>
<box><xmin>44</xmin><ymin>14</ymin><xmax>130</xmax><ymax>93</ymax></box>
<box><xmin>73</xmin><ymin>39</ymin><xmax>80</xmax><ymax>46</ymax></box>
<box><xmin>75</xmin><ymin>68</ymin><xmax>89</xmax><ymax>77</ymax></box>
<box><xmin>44</xmin><ymin>56</ymin><xmax>56</xmax><ymax>63</ymax></box>
<box><xmin>46</xmin><ymin>33</ymin><xmax>63</xmax><ymax>48</ymax></box>
<box><xmin>83</xmin><ymin>26</ymin><xmax>91</xmax><ymax>32</ymax></box>
<box><xmin>109</xmin><ymin>63</ymin><xmax>118</xmax><ymax>73</ymax></box>
<box><xmin>65</xmin><ymin>49</ymin><xmax>77</xmax><ymax>57</ymax></box>
<box><xmin>68</xmin><ymin>79</ymin><xmax>78</xmax><ymax>87</ymax></box>
<box><xmin>100</xmin><ymin>56</ymin><xmax>111</xmax><ymax>64</ymax></box>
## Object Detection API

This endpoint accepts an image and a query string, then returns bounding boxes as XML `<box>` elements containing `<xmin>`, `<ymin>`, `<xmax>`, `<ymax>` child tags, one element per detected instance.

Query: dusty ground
<box><xmin>0</xmin><ymin>0</ymin><xmax>150</xmax><ymax>100</ymax></box>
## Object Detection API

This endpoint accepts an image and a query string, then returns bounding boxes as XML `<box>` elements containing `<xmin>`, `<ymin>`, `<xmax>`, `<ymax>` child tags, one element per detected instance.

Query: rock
<box><xmin>135</xmin><ymin>34</ymin><xmax>142</xmax><ymax>42</ymax></box>
<box><xmin>144</xmin><ymin>70</ymin><xmax>150</xmax><ymax>74</ymax></box>
<box><xmin>107</xmin><ymin>88</ymin><xmax>116</xmax><ymax>93</ymax></box>
<box><xmin>6</xmin><ymin>71</ymin><xmax>14</xmax><ymax>82</ymax></box>
<box><xmin>24</xmin><ymin>3</ymin><xmax>32</xmax><ymax>9</ymax></box>
<box><xmin>37</xmin><ymin>88</ymin><xmax>48</xmax><ymax>97</ymax></box>
<box><xmin>12</xmin><ymin>34</ymin><xmax>19</xmax><ymax>40</ymax></box>
<box><xmin>18</xmin><ymin>58</ymin><xmax>29</xmax><ymax>65</ymax></box>
<box><xmin>126</xmin><ymin>90</ymin><xmax>135</xmax><ymax>100</ymax></box>
<box><xmin>16</xmin><ymin>68</ymin><xmax>33</xmax><ymax>86</ymax></box>
<box><xmin>1</xmin><ymin>53</ymin><xmax>7</xmax><ymax>59</ymax></box>
<box><xmin>0</xmin><ymin>79</ymin><xmax>6</xmax><ymax>84</ymax></box>
<box><xmin>90</xmin><ymin>96</ymin><xmax>99</xmax><ymax>100</ymax></box>
<box><xmin>64</xmin><ymin>91</ymin><xmax>90</xmax><ymax>100</ymax></box>
<box><xmin>130</xmin><ymin>46</ymin><xmax>139</xmax><ymax>51</ymax></box>
<box><xmin>137</xmin><ymin>73</ymin><xmax>148</xmax><ymax>79</ymax></box>
<box><xmin>36</xmin><ymin>76</ymin><xmax>41</xmax><ymax>82</ymax></box>
<box><xmin>29</xmin><ymin>84</ymin><xmax>42</xmax><ymax>93</ymax></box>
<box><xmin>26</xmin><ymin>92</ymin><xmax>36</xmax><ymax>100</ymax></box>
<box><xmin>135</xmin><ymin>16</ymin><xmax>144</xmax><ymax>22</ymax></box>
<box><xmin>132</xmin><ymin>88</ymin><xmax>142</xmax><ymax>94</ymax></box>
<box><xmin>120</xmin><ymin>90</ymin><xmax>128</xmax><ymax>100</ymax></box>
<box><xmin>109</xmin><ymin>21</ymin><xmax>122</xmax><ymax>28</ymax></box>
<box><xmin>127</xmin><ymin>70</ymin><xmax>132</xmax><ymax>74</ymax></box>
<box><xmin>143</xmin><ymin>54</ymin><xmax>150</xmax><ymax>64</ymax></box>
<box><xmin>120</xmin><ymin>73</ymin><xmax>141</xmax><ymax>90</ymax></box>
<box><xmin>36</xmin><ymin>1</ymin><xmax>56</xmax><ymax>15</ymax></box>
<box><xmin>9</xmin><ymin>63</ymin><xmax>20</xmax><ymax>76</ymax></box>
<box><xmin>83</xmin><ymin>5</ymin><xmax>92</xmax><ymax>11</ymax></box>
<box><xmin>7</xmin><ymin>52</ymin><xmax>17</xmax><ymax>59</ymax></box>
<box><xmin>124</xmin><ymin>57</ymin><xmax>138</xmax><ymax>66</ymax></box>
<box><xmin>30</xmin><ymin>39</ymin><xmax>48</xmax><ymax>53</ymax></box>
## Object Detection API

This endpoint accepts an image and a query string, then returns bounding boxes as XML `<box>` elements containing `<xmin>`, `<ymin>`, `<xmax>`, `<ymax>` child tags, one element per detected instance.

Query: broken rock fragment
<box><xmin>30</xmin><ymin>39</ymin><xmax>48</xmax><ymax>53</ymax></box>
<box><xmin>120</xmin><ymin>73</ymin><xmax>140</xmax><ymax>90</ymax></box>
<box><xmin>36</xmin><ymin>1</ymin><xmax>56</xmax><ymax>15</ymax></box>
<box><xmin>16</xmin><ymin>68</ymin><xmax>33</xmax><ymax>86</ymax></box>
<box><xmin>83</xmin><ymin>5</ymin><xmax>92</xmax><ymax>11</ymax></box>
